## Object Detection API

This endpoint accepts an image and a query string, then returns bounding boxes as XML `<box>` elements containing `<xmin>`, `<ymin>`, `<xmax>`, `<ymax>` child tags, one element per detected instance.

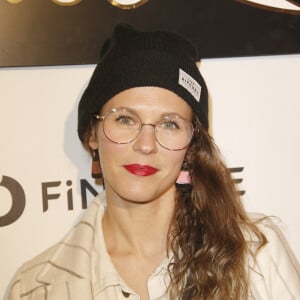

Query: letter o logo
<box><xmin>0</xmin><ymin>176</ymin><xmax>26</xmax><ymax>226</ymax></box>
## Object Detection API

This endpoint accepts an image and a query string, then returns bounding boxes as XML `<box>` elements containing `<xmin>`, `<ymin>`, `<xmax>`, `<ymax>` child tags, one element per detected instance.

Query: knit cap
<box><xmin>78</xmin><ymin>24</ymin><xmax>208</xmax><ymax>142</ymax></box>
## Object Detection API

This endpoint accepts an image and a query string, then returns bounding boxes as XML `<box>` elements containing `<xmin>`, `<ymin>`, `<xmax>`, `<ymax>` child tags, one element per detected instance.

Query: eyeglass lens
<box><xmin>101</xmin><ymin>108</ymin><xmax>193</xmax><ymax>150</ymax></box>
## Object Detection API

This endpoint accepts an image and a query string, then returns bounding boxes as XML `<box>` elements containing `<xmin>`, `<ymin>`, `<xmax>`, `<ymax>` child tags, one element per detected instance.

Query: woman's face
<box><xmin>89</xmin><ymin>86</ymin><xmax>192</xmax><ymax>204</ymax></box>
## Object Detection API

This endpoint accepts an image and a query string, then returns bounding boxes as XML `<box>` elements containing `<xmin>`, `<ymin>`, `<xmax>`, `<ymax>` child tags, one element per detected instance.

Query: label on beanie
<box><xmin>178</xmin><ymin>68</ymin><xmax>201</xmax><ymax>102</ymax></box>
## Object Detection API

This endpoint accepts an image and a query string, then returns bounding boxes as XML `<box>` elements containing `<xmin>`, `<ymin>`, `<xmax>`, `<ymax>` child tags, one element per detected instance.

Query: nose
<box><xmin>132</xmin><ymin>124</ymin><xmax>158</xmax><ymax>154</ymax></box>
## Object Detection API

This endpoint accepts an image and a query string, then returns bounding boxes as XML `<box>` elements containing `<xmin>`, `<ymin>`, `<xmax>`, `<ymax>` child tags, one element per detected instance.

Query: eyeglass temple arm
<box><xmin>93</xmin><ymin>114</ymin><xmax>105</xmax><ymax>121</ymax></box>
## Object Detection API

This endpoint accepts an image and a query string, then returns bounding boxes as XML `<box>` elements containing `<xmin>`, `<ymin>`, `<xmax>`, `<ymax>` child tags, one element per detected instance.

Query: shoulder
<box><xmin>248</xmin><ymin>213</ymin><xmax>299</xmax><ymax>263</ymax></box>
<box><xmin>246</xmin><ymin>213</ymin><xmax>300</xmax><ymax>298</ymax></box>
<box><xmin>246</xmin><ymin>213</ymin><xmax>299</xmax><ymax>267</ymax></box>
<box><xmin>7</xmin><ymin>195</ymin><xmax>105</xmax><ymax>300</ymax></box>
<box><xmin>7</xmin><ymin>244</ymin><xmax>59</xmax><ymax>300</ymax></box>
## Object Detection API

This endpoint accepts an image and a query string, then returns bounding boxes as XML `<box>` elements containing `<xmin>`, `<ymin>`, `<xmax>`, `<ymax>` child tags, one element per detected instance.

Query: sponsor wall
<box><xmin>1</xmin><ymin>54</ymin><xmax>300</xmax><ymax>299</ymax></box>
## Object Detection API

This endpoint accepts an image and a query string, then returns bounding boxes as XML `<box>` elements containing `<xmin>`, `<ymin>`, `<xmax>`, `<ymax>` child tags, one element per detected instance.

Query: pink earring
<box><xmin>176</xmin><ymin>161</ymin><xmax>191</xmax><ymax>184</ymax></box>
<box><xmin>91</xmin><ymin>149</ymin><xmax>102</xmax><ymax>178</ymax></box>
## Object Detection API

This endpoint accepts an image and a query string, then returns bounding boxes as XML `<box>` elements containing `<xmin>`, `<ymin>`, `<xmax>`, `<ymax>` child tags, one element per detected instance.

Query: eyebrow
<box><xmin>106</xmin><ymin>106</ymin><xmax>191</xmax><ymax>120</ymax></box>
<box><xmin>160</xmin><ymin>112</ymin><xmax>190</xmax><ymax>119</ymax></box>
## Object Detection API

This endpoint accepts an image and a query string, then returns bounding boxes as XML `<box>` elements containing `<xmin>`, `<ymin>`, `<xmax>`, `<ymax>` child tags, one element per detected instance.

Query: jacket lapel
<box><xmin>21</xmin><ymin>197</ymin><xmax>104</xmax><ymax>300</ymax></box>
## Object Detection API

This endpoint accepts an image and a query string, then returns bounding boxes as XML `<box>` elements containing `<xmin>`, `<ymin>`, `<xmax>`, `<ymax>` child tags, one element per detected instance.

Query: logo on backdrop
<box><xmin>1</xmin><ymin>168</ymin><xmax>244</xmax><ymax>226</ymax></box>
<box><xmin>229</xmin><ymin>167</ymin><xmax>245</xmax><ymax>196</ymax></box>
<box><xmin>0</xmin><ymin>175</ymin><xmax>98</xmax><ymax>227</ymax></box>
<box><xmin>41</xmin><ymin>179</ymin><xmax>98</xmax><ymax>212</ymax></box>
<box><xmin>0</xmin><ymin>175</ymin><xmax>26</xmax><ymax>227</ymax></box>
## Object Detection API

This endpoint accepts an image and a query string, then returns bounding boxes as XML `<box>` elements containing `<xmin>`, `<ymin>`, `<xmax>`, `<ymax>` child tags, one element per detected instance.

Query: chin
<box><xmin>118</xmin><ymin>185</ymin><xmax>157</xmax><ymax>203</ymax></box>
<box><xmin>103</xmin><ymin>172</ymin><xmax>178</xmax><ymax>203</ymax></box>
<box><xmin>116</xmin><ymin>181</ymin><xmax>176</xmax><ymax>204</ymax></box>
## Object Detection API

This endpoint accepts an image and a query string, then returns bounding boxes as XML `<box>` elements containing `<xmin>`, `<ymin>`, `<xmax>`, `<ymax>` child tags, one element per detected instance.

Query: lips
<box><xmin>123</xmin><ymin>164</ymin><xmax>159</xmax><ymax>176</ymax></box>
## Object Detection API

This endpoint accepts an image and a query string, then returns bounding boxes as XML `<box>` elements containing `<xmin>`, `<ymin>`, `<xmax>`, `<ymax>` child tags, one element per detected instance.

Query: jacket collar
<box><xmin>35</xmin><ymin>195</ymin><xmax>105</xmax><ymax>285</ymax></box>
<box><xmin>23</xmin><ymin>195</ymin><xmax>265</xmax><ymax>298</ymax></box>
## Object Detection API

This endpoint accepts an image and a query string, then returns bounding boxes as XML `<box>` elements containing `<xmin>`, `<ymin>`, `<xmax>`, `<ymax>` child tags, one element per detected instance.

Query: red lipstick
<box><xmin>123</xmin><ymin>164</ymin><xmax>159</xmax><ymax>176</ymax></box>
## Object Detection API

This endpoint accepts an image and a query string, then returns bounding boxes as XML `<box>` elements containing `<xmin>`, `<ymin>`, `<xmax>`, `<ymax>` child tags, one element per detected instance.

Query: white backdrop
<box><xmin>0</xmin><ymin>54</ymin><xmax>299</xmax><ymax>299</ymax></box>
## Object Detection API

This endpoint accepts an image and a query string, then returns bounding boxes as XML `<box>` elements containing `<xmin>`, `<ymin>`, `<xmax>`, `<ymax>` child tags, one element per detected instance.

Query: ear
<box><xmin>88</xmin><ymin>126</ymin><xmax>98</xmax><ymax>150</ymax></box>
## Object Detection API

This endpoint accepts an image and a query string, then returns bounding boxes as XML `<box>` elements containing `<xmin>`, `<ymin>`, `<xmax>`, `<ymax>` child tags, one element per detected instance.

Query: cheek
<box><xmin>96</xmin><ymin>128</ymin><xmax>117</xmax><ymax>152</ymax></box>
<box><xmin>96</xmin><ymin>130</ymin><xmax>115</xmax><ymax>164</ymax></box>
<box><xmin>164</xmin><ymin>151</ymin><xmax>186</xmax><ymax>175</ymax></box>
<box><xmin>97</xmin><ymin>138</ymin><xmax>121</xmax><ymax>165</ymax></box>
<box><xmin>96</xmin><ymin>132</ymin><xmax>132</xmax><ymax>176</ymax></box>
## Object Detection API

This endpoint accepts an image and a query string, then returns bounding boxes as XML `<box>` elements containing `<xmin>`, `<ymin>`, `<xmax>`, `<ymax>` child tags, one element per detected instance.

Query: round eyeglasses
<box><xmin>93</xmin><ymin>107</ymin><xmax>194</xmax><ymax>151</ymax></box>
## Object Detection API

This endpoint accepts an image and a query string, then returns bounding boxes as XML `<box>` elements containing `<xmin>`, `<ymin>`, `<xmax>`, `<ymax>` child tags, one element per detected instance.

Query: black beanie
<box><xmin>78</xmin><ymin>24</ymin><xmax>209</xmax><ymax>142</ymax></box>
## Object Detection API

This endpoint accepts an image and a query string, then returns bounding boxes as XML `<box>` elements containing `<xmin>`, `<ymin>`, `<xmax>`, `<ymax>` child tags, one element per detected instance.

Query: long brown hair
<box><xmin>168</xmin><ymin>117</ymin><xmax>267</xmax><ymax>299</ymax></box>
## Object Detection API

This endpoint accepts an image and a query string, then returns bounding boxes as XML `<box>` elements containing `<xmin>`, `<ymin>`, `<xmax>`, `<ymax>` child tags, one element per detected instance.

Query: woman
<box><xmin>9</xmin><ymin>24</ymin><xmax>300</xmax><ymax>300</ymax></box>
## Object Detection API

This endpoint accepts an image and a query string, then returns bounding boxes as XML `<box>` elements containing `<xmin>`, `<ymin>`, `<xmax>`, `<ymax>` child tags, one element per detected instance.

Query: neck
<box><xmin>102</xmin><ymin>190</ymin><xmax>176</xmax><ymax>258</ymax></box>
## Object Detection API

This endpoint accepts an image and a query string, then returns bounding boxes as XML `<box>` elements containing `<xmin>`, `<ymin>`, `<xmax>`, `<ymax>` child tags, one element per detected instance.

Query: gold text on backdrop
<box><xmin>5</xmin><ymin>0</ymin><xmax>149</xmax><ymax>8</ymax></box>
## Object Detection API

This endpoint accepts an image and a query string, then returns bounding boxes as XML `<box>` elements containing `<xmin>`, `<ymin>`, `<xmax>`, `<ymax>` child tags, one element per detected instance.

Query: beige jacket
<box><xmin>8</xmin><ymin>193</ymin><xmax>300</xmax><ymax>299</ymax></box>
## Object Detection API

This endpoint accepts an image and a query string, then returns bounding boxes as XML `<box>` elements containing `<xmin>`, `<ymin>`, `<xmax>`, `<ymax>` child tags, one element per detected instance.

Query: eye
<box><xmin>115</xmin><ymin>114</ymin><xmax>136</xmax><ymax>126</ymax></box>
<box><xmin>160</xmin><ymin>120</ymin><xmax>180</xmax><ymax>130</ymax></box>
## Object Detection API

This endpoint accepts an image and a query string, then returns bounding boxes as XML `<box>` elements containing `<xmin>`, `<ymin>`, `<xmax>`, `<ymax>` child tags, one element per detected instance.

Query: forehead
<box><xmin>101</xmin><ymin>86</ymin><xmax>192</xmax><ymax>119</ymax></box>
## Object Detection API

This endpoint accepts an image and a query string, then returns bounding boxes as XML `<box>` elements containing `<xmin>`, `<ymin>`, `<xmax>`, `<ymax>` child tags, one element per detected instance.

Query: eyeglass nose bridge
<box><xmin>135</xmin><ymin>122</ymin><xmax>158</xmax><ymax>138</ymax></box>
<box><xmin>133</xmin><ymin>120</ymin><xmax>180</xmax><ymax>147</ymax></box>
<box><xmin>133</xmin><ymin>122</ymin><xmax>168</xmax><ymax>150</ymax></box>
<box><xmin>140</xmin><ymin>123</ymin><xmax>156</xmax><ymax>129</ymax></box>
